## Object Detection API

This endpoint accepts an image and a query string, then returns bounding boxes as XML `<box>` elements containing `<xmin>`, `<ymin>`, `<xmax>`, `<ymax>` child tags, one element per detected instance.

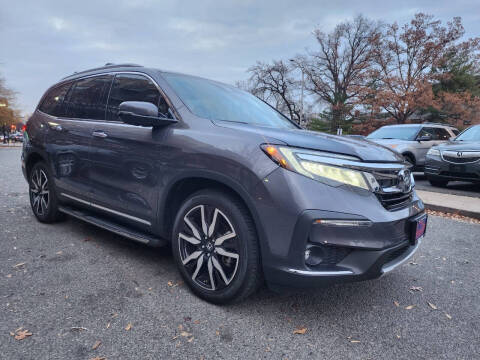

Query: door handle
<box><xmin>92</xmin><ymin>130</ymin><xmax>108</xmax><ymax>138</ymax></box>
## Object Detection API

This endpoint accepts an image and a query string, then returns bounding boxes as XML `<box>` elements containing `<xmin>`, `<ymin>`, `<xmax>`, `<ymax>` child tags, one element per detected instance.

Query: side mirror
<box><xmin>417</xmin><ymin>134</ymin><xmax>432</xmax><ymax>142</ymax></box>
<box><xmin>118</xmin><ymin>101</ymin><xmax>177</xmax><ymax>127</ymax></box>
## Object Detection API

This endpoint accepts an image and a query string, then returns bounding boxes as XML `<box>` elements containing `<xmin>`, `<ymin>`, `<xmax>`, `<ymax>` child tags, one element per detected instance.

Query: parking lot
<box><xmin>1</xmin><ymin>147</ymin><xmax>479</xmax><ymax>359</ymax></box>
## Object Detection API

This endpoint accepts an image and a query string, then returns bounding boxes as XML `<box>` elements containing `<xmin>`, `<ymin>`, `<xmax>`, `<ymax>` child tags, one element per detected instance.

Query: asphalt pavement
<box><xmin>1</xmin><ymin>147</ymin><xmax>480</xmax><ymax>360</ymax></box>
<box><xmin>414</xmin><ymin>173</ymin><xmax>480</xmax><ymax>199</ymax></box>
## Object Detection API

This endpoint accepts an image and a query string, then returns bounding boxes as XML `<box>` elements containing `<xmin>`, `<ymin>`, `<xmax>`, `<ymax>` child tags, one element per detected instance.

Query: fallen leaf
<box><xmin>293</xmin><ymin>327</ymin><xmax>307</xmax><ymax>335</ymax></box>
<box><xmin>427</xmin><ymin>302</ymin><xmax>438</xmax><ymax>310</ymax></box>
<box><xmin>92</xmin><ymin>340</ymin><xmax>101</xmax><ymax>350</ymax></box>
<box><xmin>6</xmin><ymin>274</ymin><xmax>12</xmax><ymax>278</ymax></box>
<box><xmin>9</xmin><ymin>332</ymin><xmax>14</xmax><ymax>336</ymax></box>
<box><xmin>14</xmin><ymin>329</ymin><xmax>32</xmax><ymax>340</ymax></box>
<box><xmin>188</xmin><ymin>337</ymin><xmax>194</xmax><ymax>343</ymax></box>
<box><xmin>111</xmin><ymin>313</ymin><xmax>118</xmax><ymax>318</ymax></box>
<box><xmin>445</xmin><ymin>313</ymin><xmax>452</xmax><ymax>319</ymax></box>
<box><xmin>409</xmin><ymin>286</ymin><xmax>423</xmax><ymax>292</ymax></box>
<box><xmin>180</xmin><ymin>331</ymin><xmax>192</xmax><ymax>337</ymax></box>
<box><xmin>405</xmin><ymin>305</ymin><xmax>415</xmax><ymax>310</ymax></box>
<box><xmin>89</xmin><ymin>357</ymin><xmax>106</xmax><ymax>360</ymax></box>
<box><xmin>193</xmin><ymin>320</ymin><xmax>200</xmax><ymax>325</ymax></box>
<box><xmin>396</xmin><ymin>334</ymin><xmax>401</xmax><ymax>339</ymax></box>
<box><xmin>125</xmin><ymin>323</ymin><xmax>132</xmax><ymax>331</ymax></box>
<box><xmin>350</xmin><ymin>340</ymin><xmax>361</xmax><ymax>343</ymax></box>
<box><xmin>394</xmin><ymin>301</ymin><xmax>400</xmax><ymax>307</ymax></box>
<box><xmin>71</xmin><ymin>327</ymin><xmax>88</xmax><ymax>332</ymax></box>
<box><xmin>106</xmin><ymin>322</ymin><xmax>110</xmax><ymax>329</ymax></box>
<box><xmin>56</xmin><ymin>251</ymin><xmax>63</xmax><ymax>255</ymax></box>
<box><xmin>215</xmin><ymin>330</ymin><xmax>220</xmax><ymax>336</ymax></box>
<box><xmin>13</xmin><ymin>262</ymin><xmax>26</xmax><ymax>268</ymax></box>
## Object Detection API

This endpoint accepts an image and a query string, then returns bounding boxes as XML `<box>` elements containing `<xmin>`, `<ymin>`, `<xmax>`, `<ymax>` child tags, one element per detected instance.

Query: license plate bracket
<box><xmin>410</xmin><ymin>214</ymin><xmax>427</xmax><ymax>245</ymax></box>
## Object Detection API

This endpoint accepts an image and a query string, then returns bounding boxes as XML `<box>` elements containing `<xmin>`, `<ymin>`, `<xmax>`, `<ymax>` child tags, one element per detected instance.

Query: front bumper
<box><xmin>252</xmin><ymin>167</ymin><xmax>425</xmax><ymax>290</ymax></box>
<box><xmin>425</xmin><ymin>155</ymin><xmax>480</xmax><ymax>182</ymax></box>
<box><xmin>264</xmin><ymin>210</ymin><xmax>425</xmax><ymax>289</ymax></box>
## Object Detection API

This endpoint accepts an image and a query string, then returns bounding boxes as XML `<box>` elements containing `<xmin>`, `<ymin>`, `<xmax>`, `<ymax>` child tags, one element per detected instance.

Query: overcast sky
<box><xmin>1</xmin><ymin>0</ymin><xmax>479</xmax><ymax>116</ymax></box>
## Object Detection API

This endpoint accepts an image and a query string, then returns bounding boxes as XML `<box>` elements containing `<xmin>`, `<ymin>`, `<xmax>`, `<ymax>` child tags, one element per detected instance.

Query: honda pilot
<box><xmin>22</xmin><ymin>64</ymin><xmax>427</xmax><ymax>303</ymax></box>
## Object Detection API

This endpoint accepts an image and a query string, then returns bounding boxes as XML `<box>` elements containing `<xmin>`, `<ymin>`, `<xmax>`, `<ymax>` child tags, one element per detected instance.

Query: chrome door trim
<box><xmin>60</xmin><ymin>193</ymin><xmax>151</xmax><ymax>226</ymax></box>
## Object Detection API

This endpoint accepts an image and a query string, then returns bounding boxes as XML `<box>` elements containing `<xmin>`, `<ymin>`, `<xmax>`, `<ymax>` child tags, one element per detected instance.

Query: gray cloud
<box><xmin>1</xmin><ymin>0</ymin><xmax>479</xmax><ymax>115</ymax></box>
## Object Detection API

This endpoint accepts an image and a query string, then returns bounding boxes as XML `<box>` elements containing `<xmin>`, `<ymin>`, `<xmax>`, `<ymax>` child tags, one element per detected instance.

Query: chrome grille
<box><xmin>442</xmin><ymin>151</ymin><xmax>480</xmax><ymax>164</ymax></box>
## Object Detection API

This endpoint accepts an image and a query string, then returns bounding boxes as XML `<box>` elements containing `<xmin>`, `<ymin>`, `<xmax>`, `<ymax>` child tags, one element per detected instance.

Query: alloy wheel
<box><xmin>178</xmin><ymin>205</ymin><xmax>240</xmax><ymax>291</ymax></box>
<box><xmin>30</xmin><ymin>169</ymin><xmax>49</xmax><ymax>216</ymax></box>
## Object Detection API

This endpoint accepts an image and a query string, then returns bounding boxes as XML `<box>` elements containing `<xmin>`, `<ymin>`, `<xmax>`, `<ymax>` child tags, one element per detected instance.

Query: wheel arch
<box><xmin>159</xmin><ymin>172</ymin><xmax>267</xmax><ymax>251</ymax></box>
<box><xmin>25</xmin><ymin>152</ymin><xmax>46</xmax><ymax>180</ymax></box>
<box><xmin>402</xmin><ymin>151</ymin><xmax>416</xmax><ymax>165</ymax></box>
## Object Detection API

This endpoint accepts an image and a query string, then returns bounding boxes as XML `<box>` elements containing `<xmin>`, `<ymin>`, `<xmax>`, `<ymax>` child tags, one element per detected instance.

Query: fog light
<box><xmin>305</xmin><ymin>246</ymin><xmax>323</xmax><ymax>266</ymax></box>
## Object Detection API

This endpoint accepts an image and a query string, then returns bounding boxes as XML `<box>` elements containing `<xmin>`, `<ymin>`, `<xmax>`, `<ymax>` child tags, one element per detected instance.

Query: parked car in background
<box><xmin>425</xmin><ymin>125</ymin><xmax>480</xmax><ymax>186</ymax></box>
<box><xmin>22</xmin><ymin>63</ymin><xmax>427</xmax><ymax>303</ymax></box>
<box><xmin>10</xmin><ymin>132</ymin><xmax>24</xmax><ymax>142</ymax></box>
<box><xmin>366</xmin><ymin>123</ymin><xmax>459</xmax><ymax>171</ymax></box>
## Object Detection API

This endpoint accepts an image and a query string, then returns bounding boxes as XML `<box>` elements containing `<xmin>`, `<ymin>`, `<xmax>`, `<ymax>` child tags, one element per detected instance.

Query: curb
<box><xmin>423</xmin><ymin>203</ymin><xmax>480</xmax><ymax>220</ymax></box>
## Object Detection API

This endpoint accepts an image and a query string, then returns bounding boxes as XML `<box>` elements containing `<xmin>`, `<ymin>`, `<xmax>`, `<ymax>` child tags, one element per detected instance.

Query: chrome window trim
<box><xmin>60</xmin><ymin>193</ymin><xmax>151</xmax><ymax>226</ymax></box>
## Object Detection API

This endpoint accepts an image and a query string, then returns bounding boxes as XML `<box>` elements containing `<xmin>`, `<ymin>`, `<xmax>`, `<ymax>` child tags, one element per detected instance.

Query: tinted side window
<box><xmin>106</xmin><ymin>74</ymin><xmax>171</xmax><ymax>120</ymax></box>
<box><xmin>418</xmin><ymin>127</ymin><xmax>437</xmax><ymax>140</ymax></box>
<box><xmin>436</xmin><ymin>128</ymin><xmax>451</xmax><ymax>140</ymax></box>
<box><xmin>65</xmin><ymin>75</ymin><xmax>112</xmax><ymax>120</ymax></box>
<box><xmin>39</xmin><ymin>82</ymin><xmax>73</xmax><ymax>116</ymax></box>
<box><xmin>452</xmin><ymin>129</ymin><xmax>459</xmax><ymax>135</ymax></box>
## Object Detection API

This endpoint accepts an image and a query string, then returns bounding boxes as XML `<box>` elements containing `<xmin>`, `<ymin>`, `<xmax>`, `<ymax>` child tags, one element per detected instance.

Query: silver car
<box><xmin>367</xmin><ymin>123</ymin><xmax>459</xmax><ymax>170</ymax></box>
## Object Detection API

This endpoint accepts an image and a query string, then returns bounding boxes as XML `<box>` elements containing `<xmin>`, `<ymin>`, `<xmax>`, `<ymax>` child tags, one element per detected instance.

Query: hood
<box><xmin>368</xmin><ymin>138</ymin><xmax>412</xmax><ymax>146</ymax></box>
<box><xmin>215</xmin><ymin>121</ymin><xmax>404</xmax><ymax>163</ymax></box>
<box><xmin>435</xmin><ymin>140</ymin><xmax>480</xmax><ymax>151</ymax></box>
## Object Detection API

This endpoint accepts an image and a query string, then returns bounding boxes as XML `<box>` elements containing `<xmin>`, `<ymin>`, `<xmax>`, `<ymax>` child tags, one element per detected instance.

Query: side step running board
<box><xmin>59</xmin><ymin>205</ymin><xmax>167</xmax><ymax>247</ymax></box>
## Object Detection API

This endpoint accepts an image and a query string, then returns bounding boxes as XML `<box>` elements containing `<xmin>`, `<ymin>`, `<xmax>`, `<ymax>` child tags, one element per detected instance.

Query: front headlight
<box><xmin>427</xmin><ymin>148</ymin><xmax>440</xmax><ymax>156</ymax></box>
<box><xmin>261</xmin><ymin>145</ymin><xmax>371</xmax><ymax>190</ymax></box>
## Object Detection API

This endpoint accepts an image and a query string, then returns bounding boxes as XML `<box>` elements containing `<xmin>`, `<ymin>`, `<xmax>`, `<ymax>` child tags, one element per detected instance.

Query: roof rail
<box><xmin>422</xmin><ymin>122</ymin><xmax>454</xmax><ymax>127</ymax></box>
<box><xmin>63</xmin><ymin>63</ymin><xmax>143</xmax><ymax>79</ymax></box>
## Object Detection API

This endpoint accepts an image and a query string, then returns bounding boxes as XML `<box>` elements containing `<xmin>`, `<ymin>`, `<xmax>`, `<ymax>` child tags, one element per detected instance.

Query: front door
<box><xmin>89</xmin><ymin>73</ymin><xmax>175</xmax><ymax>230</ymax></box>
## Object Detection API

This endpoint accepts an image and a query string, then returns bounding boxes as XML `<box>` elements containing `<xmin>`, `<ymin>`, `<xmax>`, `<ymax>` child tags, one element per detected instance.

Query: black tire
<box><xmin>172</xmin><ymin>189</ymin><xmax>262</xmax><ymax>304</ymax></box>
<box><xmin>428</xmin><ymin>179</ymin><xmax>449</xmax><ymax>187</ymax></box>
<box><xmin>28</xmin><ymin>162</ymin><xmax>64</xmax><ymax>223</ymax></box>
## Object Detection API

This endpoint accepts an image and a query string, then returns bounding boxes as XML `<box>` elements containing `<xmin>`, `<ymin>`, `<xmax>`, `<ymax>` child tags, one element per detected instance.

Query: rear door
<box><xmin>89</xmin><ymin>73</ymin><xmax>174</xmax><ymax>230</ymax></box>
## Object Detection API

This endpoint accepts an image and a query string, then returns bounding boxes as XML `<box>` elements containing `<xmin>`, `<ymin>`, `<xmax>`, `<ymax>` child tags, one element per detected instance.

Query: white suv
<box><xmin>367</xmin><ymin>123</ymin><xmax>459</xmax><ymax>171</ymax></box>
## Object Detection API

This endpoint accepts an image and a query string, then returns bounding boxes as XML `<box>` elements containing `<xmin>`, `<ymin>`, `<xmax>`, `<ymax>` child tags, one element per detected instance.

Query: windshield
<box><xmin>455</xmin><ymin>125</ymin><xmax>480</xmax><ymax>141</ymax></box>
<box><xmin>367</xmin><ymin>126</ymin><xmax>420</xmax><ymax>140</ymax></box>
<box><xmin>163</xmin><ymin>73</ymin><xmax>298</xmax><ymax>129</ymax></box>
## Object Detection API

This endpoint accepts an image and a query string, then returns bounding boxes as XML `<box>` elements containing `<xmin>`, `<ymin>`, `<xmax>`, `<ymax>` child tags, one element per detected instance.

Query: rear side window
<box><xmin>452</xmin><ymin>129</ymin><xmax>459</xmax><ymax>135</ymax></box>
<box><xmin>418</xmin><ymin>127</ymin><xmax>437</xmax><ymax>140</ymax></box>
<box><xmin>435</xmin><ymin>128</ymin><xmax>451</xmax><ymax>140</ymax></box>
<box><xmin>65</xmin><ymin>75</ymin><xmax>112</xmax><ymax>120</ymax></box>
<box><xmin>39</xmin><ymin>82</ymin><xmax>73</xmax><ymax>116</ymax></box>
<box><xmin>106</xmin><ymin>74</ymin><xmax>171</xmax><ymax>121</ymax></box>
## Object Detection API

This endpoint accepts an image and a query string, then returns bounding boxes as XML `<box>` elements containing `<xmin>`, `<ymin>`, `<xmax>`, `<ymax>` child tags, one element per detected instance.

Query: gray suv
<box><xmin>367</xmin><ymin>124</ymin><xmax>459</xmax><ymax>170</ymax></box>
<box><xmin>22</xmin><ymin>64</ymin><xmax>427</xmax><ymax>303</ymax></box>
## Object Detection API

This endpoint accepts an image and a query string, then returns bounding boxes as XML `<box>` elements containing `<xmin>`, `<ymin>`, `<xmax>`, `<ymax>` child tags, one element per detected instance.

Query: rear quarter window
<box><xmin>38</xmin><ymin>82</ymin><xmax>73</xmax><ymax>117</ymax></box>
